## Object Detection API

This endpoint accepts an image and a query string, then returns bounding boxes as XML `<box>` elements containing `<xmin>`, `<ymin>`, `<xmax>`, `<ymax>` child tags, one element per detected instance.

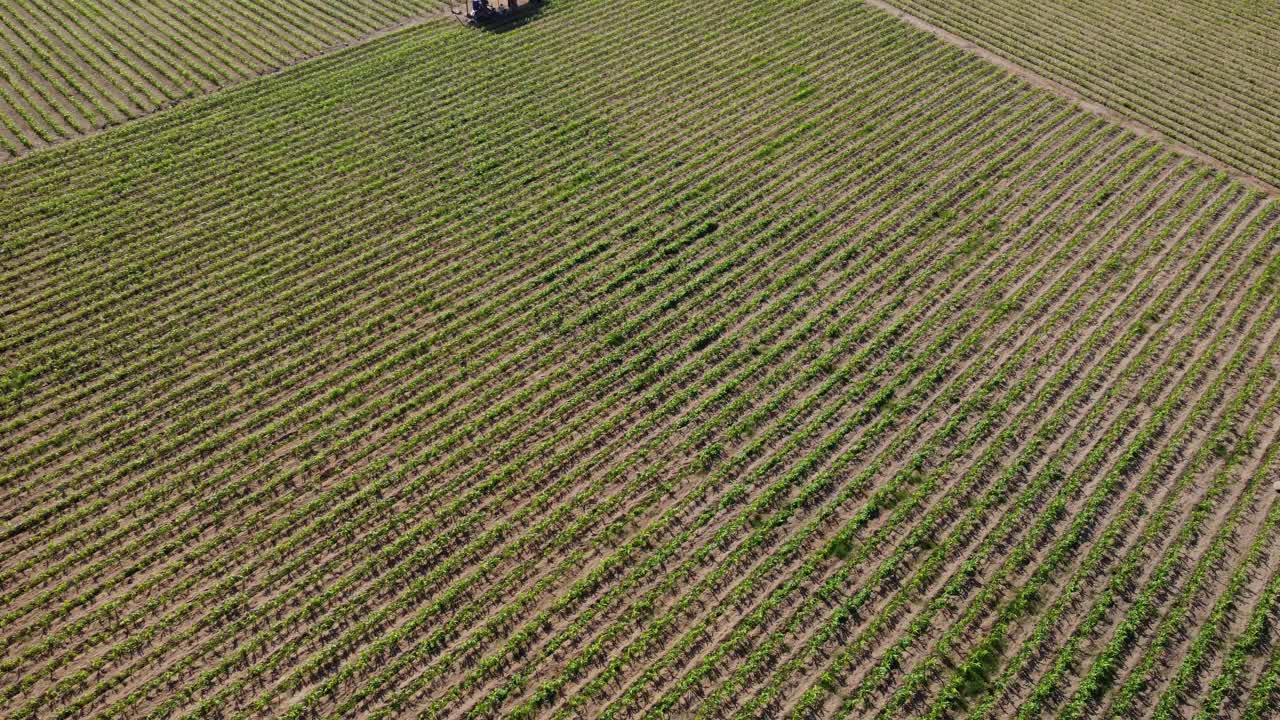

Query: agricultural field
<box><xmin>888</xmin><ymin>0</ymin><xmax>1280</xmax><ymax>190</ymax></box>
<box><xmin>0</xmin><ymin>0</ymin><xmax>443</xmax><ymax>160</ymax></box>
<box><xmin>3</xmin><ymin>0</ymin><xmax>1280</xmax><ymax>718</ymax></box>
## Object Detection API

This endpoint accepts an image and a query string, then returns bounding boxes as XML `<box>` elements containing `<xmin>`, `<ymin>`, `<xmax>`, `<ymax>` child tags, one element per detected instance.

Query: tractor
<box><xmin>454</xmin><ymin>0</ymin><xmax>543</xmax><ymax>25</ymax></box>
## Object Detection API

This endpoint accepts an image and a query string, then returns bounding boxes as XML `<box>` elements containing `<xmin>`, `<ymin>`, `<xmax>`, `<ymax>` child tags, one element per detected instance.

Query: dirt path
<box><xmin>0</xmin><ymin>9</ymin><xmax>455</xmax><ymax>167</ymax></box>
<box><xmin>863</xmin><ymin>0</ymin><xmax>1280</xmax><ymax>200</ymax></box>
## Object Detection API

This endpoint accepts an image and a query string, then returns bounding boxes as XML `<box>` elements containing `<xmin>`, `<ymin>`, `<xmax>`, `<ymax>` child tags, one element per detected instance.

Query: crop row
<box><xmin>3</xmin><ymin>0</ymin><xmax>1280</xmax><ymax>718</ymax></box>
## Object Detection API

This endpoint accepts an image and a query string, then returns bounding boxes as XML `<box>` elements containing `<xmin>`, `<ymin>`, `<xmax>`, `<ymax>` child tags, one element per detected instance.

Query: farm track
<box><xmin>3</xmin><ymin>0</ymin><xmax>1280</xmax><ymax>718</ymax></box>
<box><xmin>0</xmin><ymin>0</ymin><xmax>450</xmax><ymax>161</ymax></box>
<box><xmin>880</xmin><ymin>0</ymin><xmax>1280</xmax><ymax>191</ymax></box>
